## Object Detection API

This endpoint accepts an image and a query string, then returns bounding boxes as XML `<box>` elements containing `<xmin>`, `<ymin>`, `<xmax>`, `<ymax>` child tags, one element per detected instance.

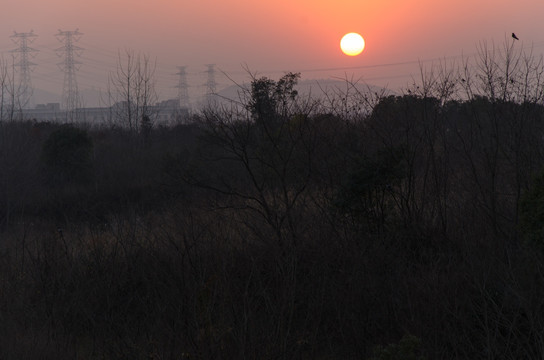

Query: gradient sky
<box><xmin>1</xmin><ymin>0</ymin><xmax>543</xmax><ymax>106</ymax></box>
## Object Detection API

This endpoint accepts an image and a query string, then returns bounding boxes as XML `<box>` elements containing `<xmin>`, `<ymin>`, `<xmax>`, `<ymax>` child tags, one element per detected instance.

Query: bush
<box><xmin>41</xmin><ymin>125</ymin><xmax>94</xmax><ymax>186</ymax></box>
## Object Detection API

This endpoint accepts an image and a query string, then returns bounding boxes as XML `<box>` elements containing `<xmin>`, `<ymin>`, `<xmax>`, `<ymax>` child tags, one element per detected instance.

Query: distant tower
<box><xmin>55</xmin><ymin>29</ymin><xmax>83</xmax><ymax>118</ymax></box>
<box><xmin>176</xmin><ymin>66</ymin><xmax>190</xmax><ymax>108</ymax></box>
<box><xmin>204</xmin><ymin>64</ymin><xmax>217</xmax><ymax>99</ymax></box>
<box><xmin>10</xmin><ymin>30</ymin><xmax>38</xmax><ymax>108</ymax></box>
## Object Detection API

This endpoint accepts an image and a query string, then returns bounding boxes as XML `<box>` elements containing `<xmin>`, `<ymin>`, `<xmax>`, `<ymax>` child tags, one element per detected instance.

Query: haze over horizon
<box><xmin>1</xmin><ymin>0</ymin><xmax>544</xmax><ymax>108</ymax></box>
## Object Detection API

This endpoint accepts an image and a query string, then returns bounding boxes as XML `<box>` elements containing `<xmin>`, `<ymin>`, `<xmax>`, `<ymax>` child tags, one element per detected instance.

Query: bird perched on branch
<box><xmin>512</xmin><ymin>33</ymin><xmax>519</xmax><ymax>40</ymax></box>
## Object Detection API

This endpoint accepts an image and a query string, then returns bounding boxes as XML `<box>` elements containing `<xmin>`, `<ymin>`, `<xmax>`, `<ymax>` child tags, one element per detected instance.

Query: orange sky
<box><xmin>1</xmin><ymin>0</ymin><xmax>543</xmax><ymax>105</ymax></box>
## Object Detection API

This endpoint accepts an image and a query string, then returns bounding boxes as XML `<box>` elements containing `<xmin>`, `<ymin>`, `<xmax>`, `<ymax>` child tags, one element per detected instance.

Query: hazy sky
<box><xmin>1</xmin><ymin>0</ymin><xmax>543</xmax><ymax>106</ymax></box>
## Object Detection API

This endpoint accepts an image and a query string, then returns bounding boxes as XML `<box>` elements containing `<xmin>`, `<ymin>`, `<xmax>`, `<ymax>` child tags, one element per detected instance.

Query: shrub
<box><xmin>41</xmin><ymin>125</ymin><xmax>94</xmax><ymax>186</ymax></box>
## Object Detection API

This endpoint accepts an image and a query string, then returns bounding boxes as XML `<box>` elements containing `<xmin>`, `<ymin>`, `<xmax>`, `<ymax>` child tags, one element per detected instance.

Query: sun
<box><xmin>340</xmin><ymin>33</ymin><xmax>365</xmax><ymax>56</ymax></box>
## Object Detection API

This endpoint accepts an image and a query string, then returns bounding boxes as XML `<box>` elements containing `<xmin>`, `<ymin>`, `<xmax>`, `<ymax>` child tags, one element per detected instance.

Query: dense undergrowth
<box><xmin>3</xmin><ymin>41</ymin><xmax>544</xmax><ymax>359</ymax></box>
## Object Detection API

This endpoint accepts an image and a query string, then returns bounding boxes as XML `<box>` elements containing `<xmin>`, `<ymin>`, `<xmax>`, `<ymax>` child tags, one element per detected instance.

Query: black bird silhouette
<box><xmin>512</xmin><ymin>33</ymin><xmax>519</xmax><ymax>40</ymax></box>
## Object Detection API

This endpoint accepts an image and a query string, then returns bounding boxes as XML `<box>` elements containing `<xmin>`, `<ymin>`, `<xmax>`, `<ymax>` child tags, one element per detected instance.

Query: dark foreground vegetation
<box><xmin>3</xmin><ymin>42</ymin><xmax>544</xmax><ymax>359</ymax></box>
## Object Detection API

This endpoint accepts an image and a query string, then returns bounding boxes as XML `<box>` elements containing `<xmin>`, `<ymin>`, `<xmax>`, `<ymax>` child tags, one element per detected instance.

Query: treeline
<box><xmin>2</xmin><ymin>42</ymin><xmax>544</xmax><ymax>359</ymax></box>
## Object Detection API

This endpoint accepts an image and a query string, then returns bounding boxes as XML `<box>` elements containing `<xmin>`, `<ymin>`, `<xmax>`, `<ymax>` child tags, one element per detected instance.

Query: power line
<box><xmin>4</xmin><ymin>32</ymin><xmax>544</xmax><ymax>108</ymax></box>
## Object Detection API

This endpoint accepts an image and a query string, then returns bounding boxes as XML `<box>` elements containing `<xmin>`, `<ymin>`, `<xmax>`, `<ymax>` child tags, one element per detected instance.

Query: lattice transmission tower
<box><xmin>176</xmin><ymin>66</ymin><xmax>190</xmax><ymax>108</ymax></box>
<box><xmin>55</xmin><ymin>29</ymin><xmax>84</xmax><ymax>117</ymax></box>
<box><xmin>204</xmin><ymin>64</ymin><xmax>217</xmax><ymax>100</ymax></box>
<box><xmin>10</xmin><ymin>30</ymin><xmax>38</xmax><ymax>108</ymax></box>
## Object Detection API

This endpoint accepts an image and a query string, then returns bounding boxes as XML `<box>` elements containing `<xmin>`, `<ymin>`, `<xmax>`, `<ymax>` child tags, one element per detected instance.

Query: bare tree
<box><xmin>0</xmin><ymin>56</ymin><xmax>24</xmax><ymax>122</ymax></box>
<box><xmin>107</xmin><ymin>49</ymin><xmax>158</xmax><ymax>132</ymax></box>
<box><xmin>0</xmin><ymin>57</ymin><xmax>10</xmax><ymax>122</ymax></box>
<box><xmin>181</xmin><ymin>73</ymin><xmax>325</xmax><ymax>251</ymax></box>
<box><xmin>453</xmin><ymin>39</ymin><xmax>544</xmax><ymax>238</ymax></box>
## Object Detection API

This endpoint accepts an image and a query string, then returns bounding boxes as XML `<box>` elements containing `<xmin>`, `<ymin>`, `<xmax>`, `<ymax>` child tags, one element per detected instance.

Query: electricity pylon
<box><xmin>176</xmin><ymin>66</ymin><xmax>190</xmax><ymax>108</ymax></box>
<box><xmin>55</xmin><ymin>29</ymin><xmax>83</xmax><ymax>119</ymax></box>
<box><xmin>204</xmin><ymin>64</ymin><xmax>217</xmax><ymax>106</ymax></box>
<box><xmin>205</xmin><ymin>64</ymin><xmax>217</xmax><ymax>93</ymax></box>
<box><xmin>10</xmin><ymin>30</ymin><xmax>38</xmax><ymax>108</ymax></box>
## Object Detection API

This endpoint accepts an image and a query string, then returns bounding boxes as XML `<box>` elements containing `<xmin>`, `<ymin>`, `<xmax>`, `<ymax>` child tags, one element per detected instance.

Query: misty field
<box><xmin>3</xmin><ymin>43</ymin><xmax>544</xmax><ymax>359</ymax></box>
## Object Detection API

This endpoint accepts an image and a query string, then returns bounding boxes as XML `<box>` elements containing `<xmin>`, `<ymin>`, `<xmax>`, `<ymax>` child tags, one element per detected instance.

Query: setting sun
<box><xmin>340</xmin><ymin>32</ymin><xmax>365</xmax><ymax>56</ymax></box>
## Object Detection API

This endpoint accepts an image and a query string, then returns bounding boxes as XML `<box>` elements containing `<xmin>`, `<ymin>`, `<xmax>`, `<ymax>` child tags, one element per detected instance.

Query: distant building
<box><xmin>21</xmin><ymin>99</ymin><xmax>190</xmax><ymax>126</ymax></box>
<box><xmin>23</xmin><ymin>103</ymin><xmax>63</xmax><ymax>122</ymax></box>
